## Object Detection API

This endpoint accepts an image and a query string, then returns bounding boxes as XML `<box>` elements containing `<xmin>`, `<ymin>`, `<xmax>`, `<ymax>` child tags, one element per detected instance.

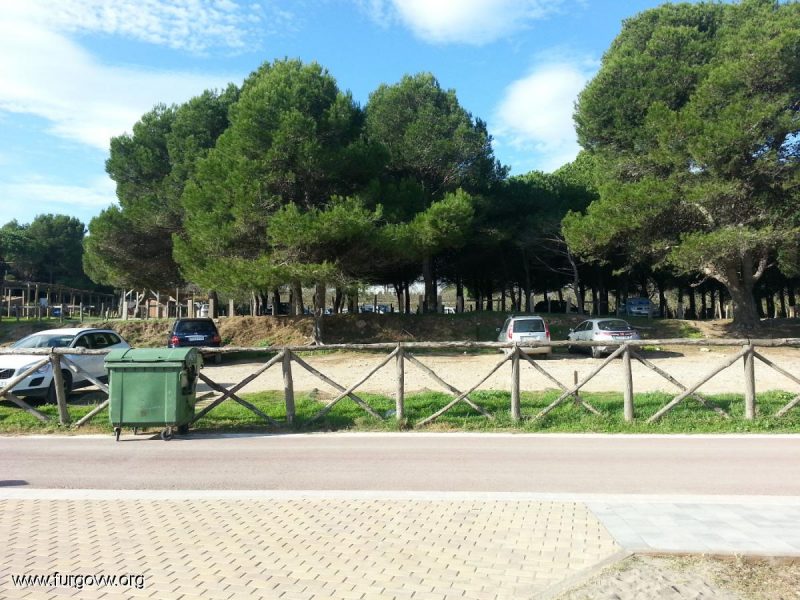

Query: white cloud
<box><xmin>0</xmin><ymin>176</ymin><xmax>117</xmax><ymax>225</ymax></box>
<box><xmin>8</xmin><ymin>0</ymin><xmax>286</xmax><ymax>54</ymax></box>
<box><xmin>0</xmin><ymin>7</ymin><xmax>240</xmax><ymax>151</ymax></box>
<box><xmin>492</xmin><ymin>59</ymin><xmax>595</xmax><ymax>173</ymax></box>
<box><xmin>360</xmin><ymin>0</ymin><xmax>562</xmax><ymax>45</ymax></box>
<box><xmin>1</xmin><ymin>177</ymin><xmax>116</xmax><ymax>210</ymax></box>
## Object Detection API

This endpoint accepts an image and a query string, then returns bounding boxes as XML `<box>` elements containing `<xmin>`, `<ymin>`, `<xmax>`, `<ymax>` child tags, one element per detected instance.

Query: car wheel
<box><xmin>590</xmin><ymin>346</ymin><xmax>601</xmax><ymax>359</ymax></box>
<box><xmin>47</xmin><ymin>370</ymin><xmax>72</xmax><ymax>403</ymax></box>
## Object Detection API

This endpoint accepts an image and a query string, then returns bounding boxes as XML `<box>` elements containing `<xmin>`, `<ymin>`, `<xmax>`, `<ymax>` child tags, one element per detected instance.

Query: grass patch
<box><xmin>3</xmin><ymin>389</ymin><xmax>798</xmax><ymax>435</ymax></box>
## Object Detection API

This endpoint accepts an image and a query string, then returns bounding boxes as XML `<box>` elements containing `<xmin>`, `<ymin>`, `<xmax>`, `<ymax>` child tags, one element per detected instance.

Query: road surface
<box><xmin>1</xmin><ymin>433</ymin><xmax>798</xmax><ymax>495</ymax></box>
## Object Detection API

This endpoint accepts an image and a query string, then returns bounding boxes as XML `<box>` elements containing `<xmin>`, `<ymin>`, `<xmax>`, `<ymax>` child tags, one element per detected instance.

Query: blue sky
<box><xmin>1</xmin><ymin>0</ymin><xmax>670</xmax><ymax>228</ymax></box>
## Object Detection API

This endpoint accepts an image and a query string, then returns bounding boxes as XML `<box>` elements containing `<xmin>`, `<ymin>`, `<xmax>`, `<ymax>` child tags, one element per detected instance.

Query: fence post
<box><xmin>744</xmin><ymin>343</ymin><xmax>756</xmax><ymax>420</ymax></box>
<box><xmin>283</xmin><ymin>349</ymin><xmax>295</xmax><ymax>424</ymax></box>
<box><xmin>50</xmin><ymin>354</ymin><xmax>70</xmax><ymax>425</ymax></box>
<box><xmin>623</xmin><ymin>344</ymin><xmax>634</xmax><ymax>422</ymax></box>
<box><xmin>395</xmin><ymin>343</ymin><xmax>405</xmax><ymax>422</ymax></box>
<box><xmin>511</xmin><ymin>345</ymin><xmax>520</xmax><ymax>421</ymax></box>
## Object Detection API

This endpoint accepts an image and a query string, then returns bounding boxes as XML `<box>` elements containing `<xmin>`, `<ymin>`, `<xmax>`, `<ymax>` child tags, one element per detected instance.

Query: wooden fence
<box><xmin>1</xmin><ymin>338</ymin><xmax>799</xmax><ymax>429</ymax></box>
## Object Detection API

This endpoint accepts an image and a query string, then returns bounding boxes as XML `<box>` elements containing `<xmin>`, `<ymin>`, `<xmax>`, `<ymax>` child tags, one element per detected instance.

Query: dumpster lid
<box><xmin>105</xmin><ymin>347</ymin><xmax>200</xmax><ymax>364</ymax></box>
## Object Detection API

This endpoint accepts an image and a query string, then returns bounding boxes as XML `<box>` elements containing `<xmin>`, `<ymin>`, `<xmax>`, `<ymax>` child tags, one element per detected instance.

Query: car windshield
<box><xmin>12</xmin><ymin>334</ymin><xmax>76</xmax><ymax>349</ymax></box>
<box><xmin>513</xmin><ymin>319</ymin><xmax>545</xmax><ymax>333</ymax></box>
<box><xmin>175</xmin><ymin>320</ymin><xmax>217</xmax><ymax>334</ymax></box>
<box><xmin>597</xmin><ymin>320</ymin><xmax>633</xmax><ymax>331</ymax></box>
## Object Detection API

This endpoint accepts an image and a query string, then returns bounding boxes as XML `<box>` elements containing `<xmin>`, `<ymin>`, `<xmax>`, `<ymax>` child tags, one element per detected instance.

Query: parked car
<box><xmin>0</xmin><ymin>328</ymin><xmax>129</xmax><ymax>401</ymax></box>
<box><xmin>622</xmin><ymin>297</ymin><xmax>654</xmax><ymax>317</ymax></box>
<box><xmin>167</xmin><ymin>318</ymin><xmax>223</xmax><ymax>363</ymax></box>
<box><xmin>497</xmin><ymin>315</ymin><xmax>551</xmax><ymax>356</ymax></box>
<box><xmin>567</xmin><ymin>318</ymin><xmax>641</xmax><ymax>358</ymax></box>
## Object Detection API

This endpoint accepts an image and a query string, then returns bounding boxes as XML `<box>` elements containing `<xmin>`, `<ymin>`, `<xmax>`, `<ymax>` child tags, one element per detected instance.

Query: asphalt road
<box><xmin>1</xmin><ymin>433</ymin><xmax>799</xmax><ymax>495</ymax></box>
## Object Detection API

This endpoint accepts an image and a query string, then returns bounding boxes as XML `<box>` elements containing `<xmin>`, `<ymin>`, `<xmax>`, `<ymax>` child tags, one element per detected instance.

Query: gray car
<box><xmin>497</xmin><ymin>315</ymin><xmax>551</xmax><ymax>356</ymax></box>
<box><xmin>567</xmin><ymin>318</ymin><xmax>640</xmax><ymax>358</ymax></box>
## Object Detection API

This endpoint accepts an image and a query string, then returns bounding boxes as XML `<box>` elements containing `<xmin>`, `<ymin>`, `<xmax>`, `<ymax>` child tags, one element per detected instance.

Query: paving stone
<box><xmin>0</xmin><ymin>498</ymin><xmax>619</xmax><ymax>599</ymax></box>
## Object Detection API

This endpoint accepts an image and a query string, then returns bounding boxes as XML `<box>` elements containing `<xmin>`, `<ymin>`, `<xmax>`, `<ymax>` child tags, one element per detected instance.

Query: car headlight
<box><xmin>22</xmin><ymin>362</ymin><xmax>52</xmax><ymax>375</ymax></box>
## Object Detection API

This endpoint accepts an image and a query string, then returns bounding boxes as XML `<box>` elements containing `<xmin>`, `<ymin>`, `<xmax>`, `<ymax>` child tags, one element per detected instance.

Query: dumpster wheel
<box><xmin>161</xmin><ymin>427</ymin><xmax>174</xmax><ymax>441</ymax></box>
<box><xmin>114</xmin><ymin>427</ymin><xmax>121</xmax><ymax>442</ymax></box>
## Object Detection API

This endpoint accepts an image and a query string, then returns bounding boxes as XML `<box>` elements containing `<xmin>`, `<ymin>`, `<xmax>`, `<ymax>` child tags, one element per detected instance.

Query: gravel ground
<box><xmin>557</xmin><ymin>555</ymin><xmax>800</xmax><ymax>600</ymax></box>
<box><xmin>201</xmin><ymin>347</ymin><xmax>800</xmax><ymax>396</ymax></box>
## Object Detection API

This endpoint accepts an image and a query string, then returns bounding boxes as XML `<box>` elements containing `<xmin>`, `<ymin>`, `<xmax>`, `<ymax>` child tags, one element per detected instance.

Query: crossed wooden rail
<box><xmin>1</xmin><ymin>338</ymin><xmax>799</xmax><ymax>428</ymax></box>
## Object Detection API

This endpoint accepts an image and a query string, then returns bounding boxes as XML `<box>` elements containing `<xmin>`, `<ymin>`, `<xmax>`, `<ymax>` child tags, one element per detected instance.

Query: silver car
<box><xmin>497</xmin><ymin>315</ymin><xmax>551</xmax><ymax>356</ymax></box>
<box><xmin>567</xmin><ymin>318</ymin><xmax>640</xmax><ymax>358</ymax></box>
<box><xmin>0</xmin><ymin>328</ymin><xmax>129</xmax><ymax>401</ymax></box>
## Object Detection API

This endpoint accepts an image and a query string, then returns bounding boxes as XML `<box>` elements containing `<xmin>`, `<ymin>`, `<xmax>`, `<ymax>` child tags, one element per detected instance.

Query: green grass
<box><xmin>2</xmin><ymin>389</ymin><xmax>798</xmax><ymax>435</ymax></box>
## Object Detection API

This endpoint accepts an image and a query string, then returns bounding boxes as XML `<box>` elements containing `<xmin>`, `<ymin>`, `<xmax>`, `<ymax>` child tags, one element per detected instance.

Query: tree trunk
<box><xmin>272</xmin><ymin>288</ymin><xmax>280</xmax><ymax>316</ymax></box>
<box><xmin>700</xmin><ymin>290</ymin><xmax>708</xmax><ymax>320</ymax></box>
<box><xmin>333</xmin><ymin>287</ymin><xmax>343</xmax><ymax>314</ymax></box>
<box><xmin>422</xmin><ymin>256</ymin><xmax>436</xmax><ymax>313</ymax></box>
<box><xmin>756</xmin><ymin>290</ymin><xmax>766</xmax><ymax>318</ymax></box>
<box><xmin>765</xmin><ymin>290</ymin><xmax>775</xmax><ymax>319</ymax></box>
<box><xmin>404</xmin><ymin>281</ymin><xmax>411</xmax><ymax>315</ymax></box>
<box><xmin>688</xmin><ymin>288</ymin><xmax>697</xmax><ymax>320</ymax></box>
<box><xmin>600</xmin><ymin>285</ymin><xmax>609</xmax><ymax>315</ymax></box>
<box><xmin>657</xmin><ymin>280</ymin><xmax>667</xmax><ymax>318</ymax></box>
<box><xmin>313</xmin><ymin>282</ymin><xmax>325</xmax><ymax>344</ymax></box>
<box><xmin>208</xmin><ymin>290</ymin><xmax>219</xmax><ymax>318</ymax></box>
<box><xmin>726</xmin><ymin>280</ymin><xmax>761</xmax><ymax>329</ymax></box>
<box><xmin>291</xmin><ymin>281</ymin><xmax>303</xmax><ymax>316</ymax></box>
<box><xmin>456</xmin><ymin>277</ymin><xmax>464</xmax><ymax>313</ymax></box>
<box><xmin>393</xmin><ymin>282</ymin><xmax>404</xmax><ymax>314</ymax></box>
<box><xmin>348</xmin><ymin>289</ymin><xmax>357</xmax><ymax>314</ymax></box>
<box><xmin>578</xmin><ymin>282</ymin><xmax>586</xmax><ymax>315</ymax></box>
<box><xmin>522</xmin><ymin>257</ymin><xmax>532</xmax><ymax>312</ymax></box>
<box><xmin>779</xmin><ymin>287</ymin><xmax>787</xmax><ymax>318</ymax></box>
<box><xmin>566</xmin><ymin>248</ymin><xmax>581</xmax><ymax>315</ymax></box>
<box><xmin>500</xmin><ymin>288</ymin><xmax>506</xmax><ymax>312</ymax></box>
<box><xmin>486</xmin><ymin>285</ymin><xmax>493</xmax><ymax>311</ymax></box>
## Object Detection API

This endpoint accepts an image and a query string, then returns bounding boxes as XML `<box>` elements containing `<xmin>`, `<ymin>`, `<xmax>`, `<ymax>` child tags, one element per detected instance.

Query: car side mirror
<box><xmin>569</xmin><ymin>328</ymin><xmax>574</xmax><ymax>333</ymax></box>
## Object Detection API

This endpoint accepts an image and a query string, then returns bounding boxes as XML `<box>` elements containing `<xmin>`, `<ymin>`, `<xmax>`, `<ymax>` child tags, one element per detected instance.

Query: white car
<box><xmin>497</xmin><ymin>315</ymin><xmax>551</xmax><ymax>356</ymax></box>
<box><xmin>567</xmin><ymin>318</ymin><xmax>641</xmax><ymax>358</ymax></box>
<box><xmin>0</xmin><ymin>328</ymin><xmax>129</xmax><ymax>401</ymax></box>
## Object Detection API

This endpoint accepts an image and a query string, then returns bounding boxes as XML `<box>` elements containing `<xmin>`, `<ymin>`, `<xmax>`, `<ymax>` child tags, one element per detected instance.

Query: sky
<box><xmin>1</xmin><ymin>0</ymin><xmax>673</xmax><ymax>228</ymax></box>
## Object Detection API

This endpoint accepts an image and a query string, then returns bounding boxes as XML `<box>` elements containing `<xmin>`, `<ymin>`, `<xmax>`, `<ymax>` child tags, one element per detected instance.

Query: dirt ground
<box><xmin>557</xmin><ymin>554</ymin><xmax>800</xmax><ymax>600</ymax></box>
<box><xmin>3</xmin><ymin>313</ymin><xmax>800</xmax><ymax>348</ymax></box>
<box><xmin>200</xmin><ymin>346</ymin><xmax>800</xmax><ymax>396</ymax></box>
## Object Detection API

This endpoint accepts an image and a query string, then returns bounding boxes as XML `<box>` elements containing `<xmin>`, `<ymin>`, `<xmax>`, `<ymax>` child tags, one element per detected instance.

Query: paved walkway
<box><xmin>591</xmin><ymin>499</ymin><xmax>800</xmax><ymax>556</ymax></box>
<box><xmin>0</xmin><ymin>492</ymin><xmax>621</xmax><ymax>600</ymax></box>
<box><xmin>2</xmin><ymin>490</ymin><xmax>800</xmax><ymax>599</ymax></box>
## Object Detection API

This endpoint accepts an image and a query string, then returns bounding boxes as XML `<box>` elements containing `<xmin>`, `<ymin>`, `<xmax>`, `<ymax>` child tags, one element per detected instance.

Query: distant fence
<box><xmin>1</xmin><ymin>338</ymin><xmax>799</xmax><ymax>428</ymax></box>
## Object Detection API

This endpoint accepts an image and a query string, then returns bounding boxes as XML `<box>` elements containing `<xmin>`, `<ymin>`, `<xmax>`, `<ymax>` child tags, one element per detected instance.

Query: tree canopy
<box><xmin>566</xmin><ymin>0</ymin><xmax>800</xmax><ymax>328</ymax></box>
<box><xmin>2</xmin><ymin>215</ymin><xmax>90</xmax><ymax>288</ymax></box>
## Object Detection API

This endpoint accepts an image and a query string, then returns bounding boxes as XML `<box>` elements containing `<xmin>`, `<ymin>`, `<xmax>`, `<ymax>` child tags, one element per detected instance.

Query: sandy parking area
<box><xmin>200</xmin><ymin>346</ymin><xmax>800</xmax><ymax>396</ymax></box>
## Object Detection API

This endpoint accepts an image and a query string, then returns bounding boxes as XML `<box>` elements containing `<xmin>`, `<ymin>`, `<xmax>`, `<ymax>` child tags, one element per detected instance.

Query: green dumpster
<box><xmin>105</xmin><ymin>348</ymin><xmax>202</xmax><ymax>441</ymax></box>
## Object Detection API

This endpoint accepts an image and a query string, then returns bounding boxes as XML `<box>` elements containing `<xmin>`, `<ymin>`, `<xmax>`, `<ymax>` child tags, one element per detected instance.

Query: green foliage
<box><xmin>86</xmin><ymin>87</ymin><xmax>238</xmax><ymax>289</ymax></box>
<box><xmin>365</xmin><ymin>73</ymin><xmax>504</xmax><ymax>198</ymax></box>
<box><xmin>2</xmin><ymin>214</ymin><xmax>90</xmax><ymax>288</ymax></box>
<box><xmin>409</xmin><ymin>189</ymin><xmax>475</xmax><ymax>254</ymax></box>
<box><xmin>176</xmin><ymin>59</ymin><xmax>371</xmax><ymax>294</ymax></box>
<box><xmin>568</xmin><ymin>0</ymin><xmax>800</xmax><ymax>327</ymax></box>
